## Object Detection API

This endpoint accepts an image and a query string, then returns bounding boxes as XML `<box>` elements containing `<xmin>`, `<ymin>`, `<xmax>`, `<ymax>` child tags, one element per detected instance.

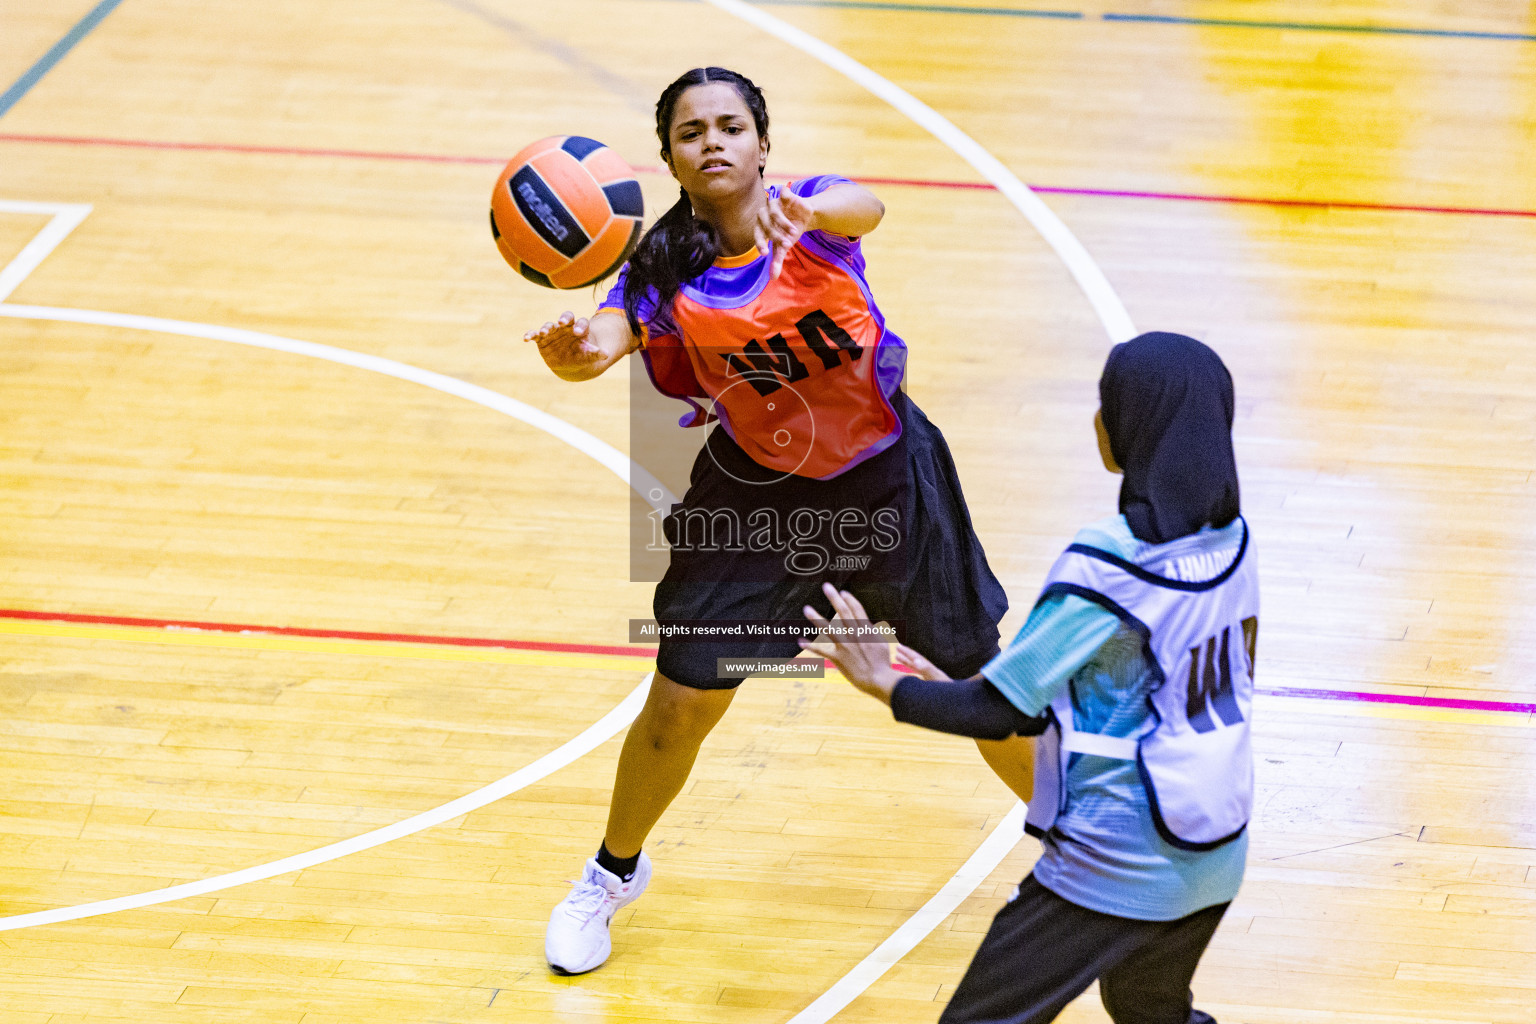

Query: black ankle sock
<box><xmin>596</xmin><ymin>841</ymin><xmax>640</xmax><ymax>882</ymax></box>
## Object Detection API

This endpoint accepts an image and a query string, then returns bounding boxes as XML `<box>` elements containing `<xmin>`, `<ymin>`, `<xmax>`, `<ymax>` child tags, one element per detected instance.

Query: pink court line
<box><xmin>4</xmin><ymin>607</ymin><xmax>1533</xmax><ymax>716</ymax></box>
<box><xmin>1258</xmin><ymin>684</ymin><xmax>1536</xmax><ymax>716</ymax></box>
<box><xmin>3</xmin><ymin>131</ymin><xmax>1535</xmax><ymax>220</ymax></box>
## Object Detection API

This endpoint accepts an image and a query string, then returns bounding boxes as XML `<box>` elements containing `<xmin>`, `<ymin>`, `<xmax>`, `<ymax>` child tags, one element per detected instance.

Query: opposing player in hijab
<box><xmin>806</xmin><ymin>332</ymin><xmax>1253</xmax><ymax>1024</ymax></box>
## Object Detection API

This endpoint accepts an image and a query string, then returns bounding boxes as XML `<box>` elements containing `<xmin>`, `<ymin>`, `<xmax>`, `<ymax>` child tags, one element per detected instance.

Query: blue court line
<box><xmin>740</xmin><ymin>0</ymin><xmax>1536</xmax><ymax>40</ymax></box>
<box><xmin>0</xmin><ymin>0</ymin><xmax>128</xmax><ymax>120</ymax></box>
<box><xmin>747</xmin><ymin>0</ymin><xmax>1082</xmax><ymax>18</ymax></box>
<box><xmin>1102</xmin><ymin>12</ymin><xmax>1536</xmax><ymax>42</ymax></box>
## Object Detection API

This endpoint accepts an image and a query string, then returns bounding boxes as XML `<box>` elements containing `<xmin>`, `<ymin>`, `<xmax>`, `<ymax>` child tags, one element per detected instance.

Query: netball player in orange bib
<box><xmin>524</xmin><ymin>67</ymin><xmax>1018</xmax><ymax>975</ymax></box>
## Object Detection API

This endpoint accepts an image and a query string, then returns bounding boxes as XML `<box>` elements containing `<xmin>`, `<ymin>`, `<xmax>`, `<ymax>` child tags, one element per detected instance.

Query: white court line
<box><xmin>0</xmin><ymin>208</ymin><xmax>672</xmax><ymax>931</ymax></box>
<box><xmin>0</xmin><ymin>200</ymin><xmax>91</xmax><ymax>302</ymax></box>
<box><xmin>0</xmin><ymin>303</ymin><xmax>677</xmax><ymax>512</ymax></box>
<box><xmin>694</xmin><ymin>2</ymin><xmax>1138</xmax><ymax>1018</ymax></box>
<box><xmin>787</xmin><ymin>802</ymin><xmax>1026</xmax><ymax>1024</ymax></box>
<box><xmin>0</xmin><ymin>0</ymin><xmax>1130</xmax><ymax>970</ymax></box>
<box><xmin>702</xmin><ymin>0</ymin><xmax>1138</xmax><ymax>345</ymax></box>
<box><xmin>0</xmin><ymin>675</ymin><xmax>652</xmax><ymax>931</ymax></box>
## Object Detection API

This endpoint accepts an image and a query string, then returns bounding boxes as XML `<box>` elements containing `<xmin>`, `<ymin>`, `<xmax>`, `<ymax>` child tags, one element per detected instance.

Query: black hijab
<box><xmin>1099</xmin><ymin>332</ymin><xmax>1241</xmax><ymax>545</ymax></box>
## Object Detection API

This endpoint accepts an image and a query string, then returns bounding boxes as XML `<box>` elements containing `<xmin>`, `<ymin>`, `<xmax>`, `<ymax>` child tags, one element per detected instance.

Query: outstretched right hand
<box><xmin>525</xmin><ymin>312</ymin><xmax>604</xmax><ymax>378</ymax></box>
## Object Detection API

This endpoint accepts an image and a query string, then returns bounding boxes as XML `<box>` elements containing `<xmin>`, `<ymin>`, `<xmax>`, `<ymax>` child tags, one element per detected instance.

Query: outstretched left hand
<box><xmin>753</xmin><ymin>189</ymin><xmax>816</xmax><ymax>281</ymax></box>
<box><xmin>799</xmin><ymin>582</ymin><xmax>904</xmax><ymax>705</ymax></box>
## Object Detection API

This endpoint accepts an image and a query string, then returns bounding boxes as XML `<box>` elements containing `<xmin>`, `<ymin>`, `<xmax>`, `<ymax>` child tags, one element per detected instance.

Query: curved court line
<box><xmin>692</xmin><ymin>3</ymin><xmax>1134</xmax><ymax>1019</ymax></box>
<box><xmin>0</xmin><ymin>303</ymin><xmax>678</xmax><ymax>511</ymax></box>
<box><xmin>0</xmin><ymin>294</ymin><xmax>678</xmax><ymax>931</ymax></box>
<box><xmin>2</xmin><ymin>6</ymin><xmax>1127</xmax><ymax>979</ymax></box>
<box><xmin>787</xmin><ymin>801</ymin><xmax>1026</xmax><ymax>1023</ymax></box>
<box><xmin>0</xmin><ymin>674</ymin><xmax>651</xmax><ymax>932</ymax></box>
<box><xmin>703</xmin><ymin>0</ymin><xmax>1137</xmax><ymax>343</ymax></box>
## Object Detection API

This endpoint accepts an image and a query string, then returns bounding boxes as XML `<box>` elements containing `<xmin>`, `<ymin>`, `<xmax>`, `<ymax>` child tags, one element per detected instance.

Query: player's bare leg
<box><xmin>545</xmin><ymin>672</ymin><xmax>736</xmax><ymax>974</ymax></box>
<box><xmin>975</xmin><ymin>734</ymin><xmax>1035</xmax><ymax>804</ymax></box>
<box><xmin>603</xmin><ymin>672</ymin><xmax>738</xmax><ymax>857</ymax></box>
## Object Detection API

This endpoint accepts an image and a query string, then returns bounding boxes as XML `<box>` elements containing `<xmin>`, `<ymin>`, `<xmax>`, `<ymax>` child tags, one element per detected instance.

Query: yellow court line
<box><xmin>0</xmin><ymin>619</ymin><xmax>657</xmax><ymax>674</ymax></box>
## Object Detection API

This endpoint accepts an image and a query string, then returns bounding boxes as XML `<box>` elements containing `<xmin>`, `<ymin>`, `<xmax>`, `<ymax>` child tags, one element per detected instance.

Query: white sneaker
<box><xmin>545</xmin><ymin>852</ymin><xmax>651</xmax><ymax>975</ymax></box>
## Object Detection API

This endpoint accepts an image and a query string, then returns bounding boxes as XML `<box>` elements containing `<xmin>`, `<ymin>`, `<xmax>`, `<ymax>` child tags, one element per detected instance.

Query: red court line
<box><xmin>5</xmin><ymin>607</ymin><xmax>1533</xmax><ymax>716</ymax></box>
<box><xmin>3</xmin><ymin>131</ymin><xmax>1535</xmax><ymax>220</ymax></box>
<box><xmin>0</xmin><ymin>132</ymin><xmax>506</xmax><ymax>166</ymax></box>
<box><xmin>0</xmin><ymin>607</ymin><xmax>657</xmax><ymax>658</ymax></box>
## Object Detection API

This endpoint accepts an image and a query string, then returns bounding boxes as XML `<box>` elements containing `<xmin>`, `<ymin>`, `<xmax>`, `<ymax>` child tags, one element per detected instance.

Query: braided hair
<box><xmin>622</xmin><ymin>67</ymin><xmax>770</xmax><ymax>336</ymax></box>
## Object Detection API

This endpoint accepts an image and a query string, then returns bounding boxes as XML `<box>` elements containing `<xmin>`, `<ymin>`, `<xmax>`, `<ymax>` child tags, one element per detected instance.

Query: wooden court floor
<box><xmin>1</xmin><ymin>0</ymin><xmax>1534</xmax><ymax>1021</ymax></box>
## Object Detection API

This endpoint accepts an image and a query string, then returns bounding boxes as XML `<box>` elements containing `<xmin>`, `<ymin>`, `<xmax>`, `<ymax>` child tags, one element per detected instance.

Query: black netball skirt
<box><xmin>653</xmin><ymin>390</ymin><xmax>1008</xmax><ymax>689</ymax></box>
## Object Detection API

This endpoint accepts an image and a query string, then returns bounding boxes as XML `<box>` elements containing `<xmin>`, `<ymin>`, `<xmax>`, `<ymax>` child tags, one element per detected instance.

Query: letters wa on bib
<box><xmin>601</xmin><ymin>173</ymin><xmax>1008</xmax><ymax>690</ymax></box>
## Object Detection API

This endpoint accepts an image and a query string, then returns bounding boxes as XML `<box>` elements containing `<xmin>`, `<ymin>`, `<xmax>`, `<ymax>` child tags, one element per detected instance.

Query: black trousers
<box><xmin>940</xmin><ymin>875</ymin><xmax>1228</xmax><ymax>1024</ymax></box>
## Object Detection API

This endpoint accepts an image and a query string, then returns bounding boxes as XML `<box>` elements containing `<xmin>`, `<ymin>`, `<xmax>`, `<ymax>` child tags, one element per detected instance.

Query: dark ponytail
<box><xmin>623</xmin><ymin>67</ymin><xmax>770</xmax><ymax>336</ymax></box>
